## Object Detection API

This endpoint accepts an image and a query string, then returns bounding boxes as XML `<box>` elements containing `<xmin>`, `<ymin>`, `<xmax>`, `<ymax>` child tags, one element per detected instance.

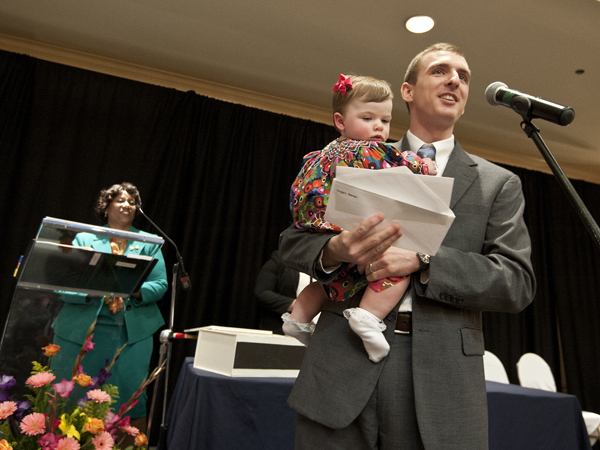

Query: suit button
<box><xmin>386</xmin><ymin>312</ymin><xmax>396</xmax><ymax>323</ymax></box>
<box><xmin>126</xmin><ymin>305</ymin><xmax>132</xmax><ymax>311</ymax></box>
<box><xmin>440</xmin><ymin>293</ymin><xmax>447</xmax><ymax>300</ymax></box>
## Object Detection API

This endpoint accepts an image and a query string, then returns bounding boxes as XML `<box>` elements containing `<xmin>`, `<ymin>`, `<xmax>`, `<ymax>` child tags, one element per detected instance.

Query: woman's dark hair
<box><xmin>94</xmin><ymin>182</ymin><xmax>142</xmax><ymax>223</ymax></box>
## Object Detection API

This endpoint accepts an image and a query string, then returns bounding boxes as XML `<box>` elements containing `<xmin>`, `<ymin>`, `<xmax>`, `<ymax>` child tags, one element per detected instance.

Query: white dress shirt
<box><xmin>399</xmin><ymin>131</ymin><xmax>455</xmax><ymax>312</ymax></box>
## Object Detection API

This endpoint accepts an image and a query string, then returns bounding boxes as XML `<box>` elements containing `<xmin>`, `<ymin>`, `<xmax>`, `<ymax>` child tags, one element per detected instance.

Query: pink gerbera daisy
<box><xmin>87</xmin><ymin>389</ymin><xmax>111</xmax><ymax>403</ymax></box>
<box><xmin>91</xmin><ymin>431</ymin><xmax>114</xmax><ymax>449</ymax></box>
<box><xmin>20</xmin><ymin>412</ymin><xmax>46</xmax><ymax>436</ymax></box>
<box><xmin>25</xmin><ymin>372</ymin><xmax>56</xmax><ymax>388</ymax></box>
<box><xmin>56</xmin><ymin>436</ymin><xmax>80</xmax><ymax>450</ymax></box>
<box><xmin>0</xmin><ymin>401</ymin><xmax>17</xmax><ymax>419</ymax></box>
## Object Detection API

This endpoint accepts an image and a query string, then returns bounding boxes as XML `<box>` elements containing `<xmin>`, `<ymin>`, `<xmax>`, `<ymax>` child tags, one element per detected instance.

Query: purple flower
<box><xmin>14</xmin><ymin>400</ymin><xmax>32</xmax><ymax>420</ymax></box>
<box><xmin>0</xmin><ymin>375</ymin><xmax>16</xmax><ymax>390</ymax></box>
<box><xmin>92</xmin><ymin>367</ymin><xmax>112</xmax><ymax>387</ymax></box>
<box><xmin>0</xmin><ymin>391</ymin><xmax>11</xmax><ymax>402</ymax></box>
<box><xmin>17</xmin><ymin>400</ymin><xmax>31</xmax><ymax>410</ymax></box>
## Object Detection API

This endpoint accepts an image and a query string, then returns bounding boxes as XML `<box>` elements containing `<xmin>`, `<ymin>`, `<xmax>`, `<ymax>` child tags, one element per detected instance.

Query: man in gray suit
<box><xmin>278</xmin><ymin>43</ymin><xmax>536</xmax><ymax>449</ymax></box>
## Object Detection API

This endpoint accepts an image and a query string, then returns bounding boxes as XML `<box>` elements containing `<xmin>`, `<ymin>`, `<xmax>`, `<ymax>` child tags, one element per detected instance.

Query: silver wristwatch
<box><xmin>417</xmin><ymin>252</ymin><xmax>430</xmax><ymax>272</ymax></box>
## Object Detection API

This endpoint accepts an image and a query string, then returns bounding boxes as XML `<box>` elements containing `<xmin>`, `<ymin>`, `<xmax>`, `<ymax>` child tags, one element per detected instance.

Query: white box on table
<box><xmin>185</xmin><ymin>326</ymin><xmax>306</xmax><ymax>377</ymax></box>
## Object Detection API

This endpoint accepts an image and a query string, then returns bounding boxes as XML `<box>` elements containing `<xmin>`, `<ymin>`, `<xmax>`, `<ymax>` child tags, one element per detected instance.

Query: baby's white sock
<box><xmin>281</xmin><ymin>312</ymin><xmax>315</xmax><ymax>346</ymax></box>
<box><xmin>344</xmin><ymin>307</ymin><xmax>389</xmax><ymax>362</ymax></box>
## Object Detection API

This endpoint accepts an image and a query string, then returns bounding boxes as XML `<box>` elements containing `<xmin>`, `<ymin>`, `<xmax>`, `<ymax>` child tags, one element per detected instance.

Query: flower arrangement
<box><xmin>0</xmin><ymin>320</ymin><xmax>164</xmax><ymax>450</ymax></box>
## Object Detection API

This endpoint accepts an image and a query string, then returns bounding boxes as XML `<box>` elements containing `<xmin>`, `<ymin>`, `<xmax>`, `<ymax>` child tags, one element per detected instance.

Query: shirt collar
<box><xmin>406</xmin><ymin>130</ymin><xmax>454</xmax><ymax>176</ymax></box>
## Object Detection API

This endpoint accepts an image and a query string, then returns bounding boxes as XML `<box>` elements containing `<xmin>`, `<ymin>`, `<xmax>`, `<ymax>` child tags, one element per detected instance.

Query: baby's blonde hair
<box><xmin>332</xmin><ymin>75</ymin><xmax>393</xmax><ymax>130</ymax></box>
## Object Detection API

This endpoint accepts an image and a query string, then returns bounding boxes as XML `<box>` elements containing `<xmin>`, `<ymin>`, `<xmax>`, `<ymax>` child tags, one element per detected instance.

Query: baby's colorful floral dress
<box><xmin>290</xmin><ymin>138</ymin><xmax>428</xmax><ymax>301</ymax></box>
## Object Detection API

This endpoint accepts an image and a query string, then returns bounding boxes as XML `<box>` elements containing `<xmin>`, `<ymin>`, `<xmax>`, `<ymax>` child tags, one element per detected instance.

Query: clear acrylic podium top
<box><xmin>18</xmin><ymin>217</ymin><xmax>164</xmax><ymax>298</ymax></box>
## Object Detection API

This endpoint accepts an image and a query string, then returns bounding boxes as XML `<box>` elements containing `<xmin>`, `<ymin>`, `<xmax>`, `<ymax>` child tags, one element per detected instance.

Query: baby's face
<box><xmin>336</xmin><ymin>99</ymin><xmax>392</xmax><ymax>142</ymax></box>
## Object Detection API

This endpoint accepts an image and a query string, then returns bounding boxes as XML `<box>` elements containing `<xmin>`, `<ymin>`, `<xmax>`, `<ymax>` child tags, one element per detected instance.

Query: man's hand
<box><xmin>321</xmin><ymin>214</ymin><xmax>402</xmax><ymax>270</ymax></box>
<box><xmin>365</xmin><ymin>247</ymin><xmax>420</xmax><ymax>282</ymax></box>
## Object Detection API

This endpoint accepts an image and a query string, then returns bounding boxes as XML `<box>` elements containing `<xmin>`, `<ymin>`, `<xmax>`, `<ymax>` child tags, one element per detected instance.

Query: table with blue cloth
<box><xmin>166</xmin><ymin>357</ymin><xmax>592</xmax><ymax>450</ymax></box>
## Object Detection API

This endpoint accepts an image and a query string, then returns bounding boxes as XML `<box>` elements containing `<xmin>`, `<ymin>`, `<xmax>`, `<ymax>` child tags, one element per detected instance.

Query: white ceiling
<box><xmin>1</xmin><ymin>0</ymin><xmax>600</xmax><ymax>183</ymax></box>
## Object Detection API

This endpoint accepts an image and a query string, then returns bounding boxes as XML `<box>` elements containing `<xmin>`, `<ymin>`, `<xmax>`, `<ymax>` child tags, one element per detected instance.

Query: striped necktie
<box><xmin>417</xmin><ymin>144</ymin><xmax>436</xmax><ymax>160</ymax></box>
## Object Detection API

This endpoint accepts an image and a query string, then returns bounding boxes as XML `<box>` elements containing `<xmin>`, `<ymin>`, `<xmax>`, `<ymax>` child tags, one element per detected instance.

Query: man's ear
<box><xmin>333</xmin><ymin>112</ymin><xmax>345</xmax><ymax>131</ymax></box>
<box><xmin>401</xmin><ymin>82</ymin><xmax>413</xmax><ymax>103</ymax></box>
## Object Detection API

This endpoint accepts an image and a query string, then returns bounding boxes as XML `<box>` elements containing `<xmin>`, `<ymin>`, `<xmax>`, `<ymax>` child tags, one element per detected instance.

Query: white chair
<box><xmin>516</xmin><ymin>352</ymin><xmax>556</xmax><ymax>391</ymax></box>
<box><xmin>483</xmin><ymin>351</ymin><xmax>509</xmax><ymax>384</ymax></box>
<box><xmin>517</xmin><ymin>352</ymin><xmax>600</xmax><ymax>446</ymax></box>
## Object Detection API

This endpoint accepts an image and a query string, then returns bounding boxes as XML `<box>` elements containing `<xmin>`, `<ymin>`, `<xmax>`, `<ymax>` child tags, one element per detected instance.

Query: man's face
<box><xmin>401</xmin><ymin>50</ymin><xmax>471</xmax><ymax>131</ymax></box>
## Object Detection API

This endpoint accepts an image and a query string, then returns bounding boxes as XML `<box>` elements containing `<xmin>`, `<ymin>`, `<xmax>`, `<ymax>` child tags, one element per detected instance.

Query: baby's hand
<box><xmin>423</xmin><ymin>158</ymin><xmax>437</xmax><ymax>176</ymax></box>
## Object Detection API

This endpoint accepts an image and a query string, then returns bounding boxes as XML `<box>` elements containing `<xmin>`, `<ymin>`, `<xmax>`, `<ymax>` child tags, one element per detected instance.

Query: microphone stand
<box><xmin>137</xmin><ymin>207</ymin><xmax>191</xmax><ymax>449</ymax></box>
<box><xmin>513</xmin><ymin>94</ymin><xmax>600</xmax><ymax>251</ymax></box>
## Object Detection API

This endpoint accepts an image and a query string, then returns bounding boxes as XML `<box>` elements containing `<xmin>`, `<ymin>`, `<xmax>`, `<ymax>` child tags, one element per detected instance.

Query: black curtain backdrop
<box><xmin>1</xmin><ymin>49</ymin><xmax>600</xmax><ymax>442</ymax></box>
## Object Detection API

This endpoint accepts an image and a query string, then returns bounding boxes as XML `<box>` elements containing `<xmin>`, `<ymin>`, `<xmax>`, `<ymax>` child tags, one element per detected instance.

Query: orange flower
<box><xmin>73</xmin><ymin>373</ymin><xmax>93</xmax><ymax>387</ymax></box>
<box><xmin>0</xmin><ymin>439</ymin><xmax>13</xmax><ymax>450</ymax></box>
<box><xmin>84</xmin><ymin>417</ymin><xmax>105</xmax><ymax>434</ymax></box>
<box><xmin>135</xmin><ymin>433</ymin><xmax>148</xmax><ymax>447</ymax></box>
<box><xmin>108</xmin><ymin>297</ymin><xmax>123</xmax><ymax>314</ymax></box>
<box><xmin>42</xmin><ymin>344</ymin><xmax>60</xmax><ymax>356</ymax></box>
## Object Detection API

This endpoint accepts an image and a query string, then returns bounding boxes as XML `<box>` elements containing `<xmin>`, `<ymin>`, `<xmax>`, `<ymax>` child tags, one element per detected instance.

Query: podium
<box><xmin>0</xmin><ymin>217</ymin><xmax>164</xmax><ymax>396</ymax></box>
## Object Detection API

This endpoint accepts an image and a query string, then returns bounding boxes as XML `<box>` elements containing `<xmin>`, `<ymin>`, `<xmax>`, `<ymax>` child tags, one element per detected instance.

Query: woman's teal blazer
<box><xmin>52</xmin><ymin>226</ymin><xmax>168</xmax><ymax>345</ymax></box>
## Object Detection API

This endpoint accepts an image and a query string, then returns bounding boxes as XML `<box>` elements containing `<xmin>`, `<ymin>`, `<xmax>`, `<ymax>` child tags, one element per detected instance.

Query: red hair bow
<box><xmin>332</xmin><ymin>74</ymin><xmax>353</xmax><ymax>97</ymax></box>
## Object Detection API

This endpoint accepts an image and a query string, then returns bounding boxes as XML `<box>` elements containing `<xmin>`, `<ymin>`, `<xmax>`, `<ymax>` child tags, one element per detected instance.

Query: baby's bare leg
<box><xmin>359</xmin><ymin>277</ymin><xmax>410</xmax><ymax>320</ymax></box>
<box><xmin>282</xmin><ymin>281</ymin><xmax>327</xmax><ymax>346</ymax></box>
<box><xmin>289</xmin><ymin>281</ymin><xmax>328</xmax><ymax>323</ymax></box>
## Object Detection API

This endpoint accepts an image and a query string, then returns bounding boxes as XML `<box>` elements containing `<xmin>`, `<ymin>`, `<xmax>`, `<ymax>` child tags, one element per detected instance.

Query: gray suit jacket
<box><xmin>278</xmin><ymin>138</ymin><xmax>536</xmax><ymax>449</ymax></box>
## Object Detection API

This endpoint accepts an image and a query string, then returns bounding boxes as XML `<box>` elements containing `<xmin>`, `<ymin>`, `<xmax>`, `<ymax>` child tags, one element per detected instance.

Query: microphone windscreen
<box><xmin>485</xmin><ymin>82</ymin><xmax>508</xmax><ymax>106</ymax></box>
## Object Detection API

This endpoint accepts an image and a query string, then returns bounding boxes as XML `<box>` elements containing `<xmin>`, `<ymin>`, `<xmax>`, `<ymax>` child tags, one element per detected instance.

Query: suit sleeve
<box><xmin>254</xmin><ymin>251</ymin><xmax>295</xmax><ymax>315</ymax></box>
<box><xmin>416</xmin><ymin>172</ymin><xmax>536</xmax><ymax>314</ymax></box>
<box><xmin>278</xmin><ymin>225</ymin><xmax>341</xmax><ymax>284</ymax></box>
<box><xmin>134</xmin><ymin>245</ymin><xmax>168</xmax><ymax>305</ymax></box>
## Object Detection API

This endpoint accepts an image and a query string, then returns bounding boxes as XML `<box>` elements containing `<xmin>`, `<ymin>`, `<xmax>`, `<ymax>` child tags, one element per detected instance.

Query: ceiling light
<box><xmin>405</xmin><ymin>16</ymin><xmax>434</xmax><ymax>34</ymax></box>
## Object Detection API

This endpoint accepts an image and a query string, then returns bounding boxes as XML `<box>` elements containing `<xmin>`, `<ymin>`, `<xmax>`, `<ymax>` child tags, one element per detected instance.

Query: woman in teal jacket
<box><xmin>51</xmin><ymin>182</ymin><xmax>167</xmax><ymax>437</ymax></box>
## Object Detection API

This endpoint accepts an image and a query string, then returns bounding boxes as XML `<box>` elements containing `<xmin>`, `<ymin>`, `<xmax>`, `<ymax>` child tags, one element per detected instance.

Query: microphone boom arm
<box><xmin>519</xmin><ymin>120</ymin><xmax>600</xmax><ymax>251</ymax></box>
<box><xmin>137</xmin><ymin>207</ymin><xmax>191</xmax><ymax>292</ymax></box>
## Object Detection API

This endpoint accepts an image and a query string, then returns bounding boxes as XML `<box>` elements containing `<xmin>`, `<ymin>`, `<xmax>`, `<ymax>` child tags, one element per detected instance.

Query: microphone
<box><xmin>137</xmin><ymin>206</ymin><xmax>191</xmax><ymax>291</ymax></box>
<box><xmin>485</xmin><ymin>82</ymin><xmax>575</xmax><ymax>126</ymax></box>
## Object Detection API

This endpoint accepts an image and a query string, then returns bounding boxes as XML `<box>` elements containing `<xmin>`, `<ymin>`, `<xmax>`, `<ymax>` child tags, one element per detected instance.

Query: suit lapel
<box><xmin>394</xmin><ymin>136</ymin><xmax>479</xmax><ymax>209</ymax></box>
<box><xmin>442</xmin><ymin>142</ymin><xmax>479</xmax><ymax>209</ymax></box>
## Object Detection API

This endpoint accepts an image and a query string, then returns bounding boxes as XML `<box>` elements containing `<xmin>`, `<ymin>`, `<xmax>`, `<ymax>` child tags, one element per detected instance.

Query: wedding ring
<box><xmin>369</xmin><ymin>263</ymin><xmax>374</xmax><ymax>274</ymax></box>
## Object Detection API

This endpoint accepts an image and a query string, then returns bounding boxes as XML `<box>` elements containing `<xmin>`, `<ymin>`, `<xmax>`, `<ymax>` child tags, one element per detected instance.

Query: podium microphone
<box><xmin>485</xmin><ymin>81</ymin><xmax>575</xmax><ymax>126</ymax></box>
<box><xmin>137</xmin><ymin>206</ymin><xmax>191</xmax><ymax>291</ymax></box>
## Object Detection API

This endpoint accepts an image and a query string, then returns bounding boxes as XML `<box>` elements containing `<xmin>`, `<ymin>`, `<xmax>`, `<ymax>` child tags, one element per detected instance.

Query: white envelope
<box><xmin>323</xmin><ymin>166</ymin><xmax>455</xmax><ymax>255</ymax></box>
